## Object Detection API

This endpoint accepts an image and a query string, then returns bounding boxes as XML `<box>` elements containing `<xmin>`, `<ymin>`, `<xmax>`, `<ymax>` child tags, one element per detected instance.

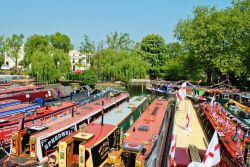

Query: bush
<box><xmin>81</xmin><ymin>70</ymin><xmax>97</xmax><ymax>87</ymax></box>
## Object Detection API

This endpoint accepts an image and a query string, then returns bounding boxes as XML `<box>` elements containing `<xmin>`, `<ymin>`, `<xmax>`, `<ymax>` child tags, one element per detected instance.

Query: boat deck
<box><xmin>60</xmin><ymin>123</ymin><xmax>117</xmax><ymax>148</ymax></box>
<box><xmin>201</xmin><ymin>102</ymin><xmax>250</xmax><ymax>166</ymax></box>
<box><xmin>94</xmin><ymin>96</ymin><xmax>147</xmax><ymax>126</ymax></box>
<box><xmin>31</xmin><ymin>93</ymin><xmax>128</xmax><ymax>138</ymax></box>
<box><xmin>174</xmin><ymin>99</ymin><xmax>207</xmax><ymax>149</ymax></box>
<box><xmin>123</xmin><ymin>98</ymin><xmax>169</xmax><ymax>158</ymax></box>
<box><xmin>0</xmin><ymin>103</ymin><xmax>40</xmax><ymax>117</ymax></box>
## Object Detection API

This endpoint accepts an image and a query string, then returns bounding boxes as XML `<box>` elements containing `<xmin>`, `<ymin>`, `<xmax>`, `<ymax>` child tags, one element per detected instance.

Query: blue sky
<box><xmin>0</xmin><ymin>0</ymin><xmax>231</xmax><ymax>49</ymax></box>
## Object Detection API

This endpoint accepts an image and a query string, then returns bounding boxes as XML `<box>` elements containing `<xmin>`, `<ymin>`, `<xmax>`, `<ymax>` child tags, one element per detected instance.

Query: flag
<box><xmin>169</xmin><ymin>126</ymin><xmax>176</xmax><ymax>167</ymax></box>
<box><xmin>202</xmin><ymin>130</ymin><xmax>220</xmax><ymax>167</ymax></box>
<box><xmin>210</xmin><ymin>95</ymin><xmax>215</xmax><ymax>107</ymax></box>
<box><xmin>176</xmin><ymin>82</ymin><xmax>186</xmax><ymax>102</ymax></box>
<box><xmin>185</xmin><ymin>103</ymin><xmax>191</xmax><ymax>130</ymax></box>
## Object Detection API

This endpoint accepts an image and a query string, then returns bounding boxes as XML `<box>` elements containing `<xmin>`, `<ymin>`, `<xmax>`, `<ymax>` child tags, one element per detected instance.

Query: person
<box><xmin>48</xmin><ymin>155</ymin><xmax>57</xmax><ymax>167</ymax></box>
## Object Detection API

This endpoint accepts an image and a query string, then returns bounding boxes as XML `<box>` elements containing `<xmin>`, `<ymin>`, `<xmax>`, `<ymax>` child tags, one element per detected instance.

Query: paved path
<box><xmin>174</xmin><ymin>99</ymin><xmax>207</xmax><ymax>149</ymax></box>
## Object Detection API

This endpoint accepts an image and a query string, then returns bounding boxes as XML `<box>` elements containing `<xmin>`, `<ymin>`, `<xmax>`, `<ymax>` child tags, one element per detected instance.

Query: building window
<box><xmin>72</xmin><ymin>59</ymin><xmax>75</xmax><ymax>63</ymax></box>
<box><xmin>6</xmin><ymin>62</ymin><xmax>9</xmax><ymax>66</ymax></box>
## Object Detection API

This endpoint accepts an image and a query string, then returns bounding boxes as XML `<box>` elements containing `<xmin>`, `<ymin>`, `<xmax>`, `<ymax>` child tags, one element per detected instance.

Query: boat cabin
<box><xmin>11</xmin><ymin>125</ymin><xmax>48</xmax><ymax>157</ymax></box>
<box><xmin>108</xmin><ymin>98</ymin><xmax>170</xmax><ymax>167</ymax></box>
<box><xmin>58</xmin><ymin>123</ymin><xmax>119</xmax><ymax>167</ymax></box>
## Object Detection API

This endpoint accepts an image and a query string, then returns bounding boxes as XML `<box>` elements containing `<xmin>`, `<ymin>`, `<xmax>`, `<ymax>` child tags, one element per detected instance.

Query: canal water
<box><xmin>126</xmin><ymin>84</ymin><xmax>147</xmax><ymax>97</ymax></box>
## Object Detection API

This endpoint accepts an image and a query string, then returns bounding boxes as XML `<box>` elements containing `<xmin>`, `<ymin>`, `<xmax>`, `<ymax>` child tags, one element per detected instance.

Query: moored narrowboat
<box><xmin>4</xmin><ymin>92</ymin><xmax>128</xmax><ymax>166</ymax></box>
<box><xmin>57</xmin><ymin>95</ymin><xmax>152</xmax><ymax>167</ymax></box>
<box><xmin>196</xmin><ymin>102</ymin><xmax>250</xmax><ymax>166</ymax></box>
<box><xmin>108</xmin><ymin>98</ymin><xmax>171</xmax><ymax>167</ymax></box>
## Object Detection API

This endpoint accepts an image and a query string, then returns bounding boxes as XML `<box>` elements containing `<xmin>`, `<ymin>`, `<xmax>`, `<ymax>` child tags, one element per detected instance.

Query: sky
<box><xmin>0</xmin><ymin>0</ymin><xmax>232</xmax><ymax>49</ymax></box>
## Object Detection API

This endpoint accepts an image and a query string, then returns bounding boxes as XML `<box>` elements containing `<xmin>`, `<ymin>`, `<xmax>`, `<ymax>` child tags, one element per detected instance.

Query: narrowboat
<box><xmin>196</xmin><ymin>102</ymin><xmax>250</xmax><ymax>166</ymax></box>
<box><xmin>5</xmin><ymin>92</ymin><xmax>129</xmax><ymax>165</ymax></box>
<box><xmin>0</xmin><ymin>101</ymin><xmax>78</xmax><ymax>159</ymax></box>
<box><xmin>57</xmin><ymin>95</ymin><xmax>152</xmax><ymax>167</ymax></box>
<box><xmin>0</xmin><ymin>103</ymin><xmax>40</xmax><ymax>117</ymax></box>
<box><xmin>146</xmin><ymin>79</ymin><xmax>174</xmax><ymax>94</ymax></box>
<box><xmin>108</xmin><ymin>98</ymin><xmax>171</xmax><ymax>167</ymax></box>
<box><xmin>0</xmin><ymin>85</ymin><xmax>44</xmax><ymax>95</ymax></box>
<box><xmin>58</xmin><ymin>123</ymin><xmax>120</xmax><ymax>167</ymax></box>
<box><xmin>0</xmin><ymin>99</ymin><xmax>21</xmax><ymax>108</ymax></box>
<box><xmin>0</xmin><ymin>89</ymin><xmax>54</xmax><ymax>103</ymax></box>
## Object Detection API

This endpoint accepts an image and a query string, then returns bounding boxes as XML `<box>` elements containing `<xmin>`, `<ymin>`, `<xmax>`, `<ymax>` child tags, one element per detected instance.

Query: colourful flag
<box><xmin>169</xmin><ymin>126</ymin><xmax>176</xmax><ymax>167</ymax></box>
<box><xmin>185</xmin><ymin>103</ymin><xmax>191</xmax><ymax>130</ymax></box>
<box><xmin>176</xmin><ymin>82</ymin><xmax>186</xmax><ymax>102</ymax></box>
<box><xmin>202</xmin><ymin>130</ymin><xmax>220</xmax><ymax>166</ymax></box>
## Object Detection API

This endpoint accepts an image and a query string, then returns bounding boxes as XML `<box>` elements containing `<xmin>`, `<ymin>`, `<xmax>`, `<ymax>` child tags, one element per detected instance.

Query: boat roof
<box><xmin>202</xmin><ymin>102</ymin><xmax>250</xmax><ymax>166</ymax></box>
<box><xmin>94</xmin><ymin>96</ymin><xmax>147</xmax><ymax>126</ymax></box>
<box><xmin>31</xmin><ymin>93</ymin><xmax>128</xmax><ymax>138</ymax></box>
<box><xmin>123</xmin><ymin>98</ymin><xmax>169</xmax><ymax>158</ymax></box>
<box><xmin>0</xmin><ymin>101</ymin><xmax>77</xmax><ymax>127</ymax></box>
<box><xmin>0</xmin><ymin>89</ymin><xmax>50</xmax><ymax>98</ymax></box>
<box><xmin>0</xmin><ymin>85</ymin><xmax>44</xmax><ymax>95</ymax></box>
<box><xmin>60</xmin><ymin>123</ymin><xmax>116</xmax><ymax>148</ymax></box>
<box><xmin>0</xmin><ymin>99</ymin><xmax>20</xmax><ymax>105</ymax></box>
<box><xmin>175</xmin><ymin>100</ymin><xmax>207</xmax><ymax>150</ymax></box>
<box><xmin>0</xmin><ymin>103</ymin><xmax>40</xmax><ymax>113</ymax></box>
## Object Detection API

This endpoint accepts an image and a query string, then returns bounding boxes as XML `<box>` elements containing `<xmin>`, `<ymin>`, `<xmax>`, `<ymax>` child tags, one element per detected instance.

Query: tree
<box><xmin>82</xmin><ymin>70</ymin><xmax>98</xmax><ymax>87</ymax></box>
<box><xmin>79</xmin><ymin>34</ymin><xmax>96</xmax><ymax>55</ymax></box>
<box><xmin>4</xmin><ymin>34</ymin><xmax>24</xmax><ymax>72</ymax></box>
<box><xmin>52</xmin><ymin>48</ymin><xmax>71</xmax><ymax>79</ymax></box>
<box><xmin>31</xmin><ymin>50</ymin><xmax>57</xmax><ymax>83</ymax></box>
<box><xmin>105</xmin><ymin>32</ymin><xmax>134</xmax><ymax>51</ymax></box>
<box><xmin>92</xmin><ymin>49</ymin><xmax>149</xmax><ymax>83</ymax></box>
<box><xmin>175</xmin><ymin>3</ymin><xmax>249</xmax><ymax>84</ymax></box>
<box><xmin>24</xmin><ymin>34</ymin><xmax>50</xmax><ymax>68</ymax></box>
<box><xmin>50</xmin><ymin>32</ymin><xmax>73</xmax><ymax>53</ymax></box>
<box><xmin>0</xmin><ymin>36</ymin><xmax>5</xmax><ymax>68</ymax></box>
<box><xmin>138</xmin><ymin>34</ymin><xmax>168</xmax><ymax>78</ymax></box>
<box><xmin>24</xmin><ymin>33</ymin><xmax>72</xmax><ymax>83</ymax></box>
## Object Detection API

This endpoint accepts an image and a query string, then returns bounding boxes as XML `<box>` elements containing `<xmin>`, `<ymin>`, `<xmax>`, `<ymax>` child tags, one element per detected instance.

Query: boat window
<box><xmin>73</xmin><ymin>140</ymin><xmax>82</xmax><ymax>155</ymax></box>
<box><xmin>151</xmin><ymin>107</ymin><xmax>158</xmax><ymax>115</ymax></box>
<box><xmin>138</xmin><ymin>125</ymin><xmax>149</xmax><ymax>131</ymax></box>
<box><xmin>13</xmin><ymin>139</ymin><xmax>16</xmax><ymax>146</ymax></box>
<box><xmin>224</xmin><ymin>95</ymin><xmax>229</xmax><ymax>99</ymax></box>
<box><xmin>31</xmin><ymin>144</ymin><xmax>35</xmax><ymax>151</ymax></box>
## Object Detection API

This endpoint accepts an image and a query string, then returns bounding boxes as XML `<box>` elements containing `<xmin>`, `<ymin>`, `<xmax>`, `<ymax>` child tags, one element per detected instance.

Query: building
<box><xmin>1</xmin><ymin>45</ymin><xmax>24</xmax><ymax>70</ymax></box>
<box><xmin>69</xmin><ymin>50</ymin><xmax>90</xmax><ymax>72</ymax></box>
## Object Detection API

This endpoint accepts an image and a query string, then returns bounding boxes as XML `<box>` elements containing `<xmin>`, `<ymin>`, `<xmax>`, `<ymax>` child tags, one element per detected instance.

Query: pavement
<box><xmin>174</xmin><ymin>99</ymin><xmax>207</xmax><ymax>150</ymax></box>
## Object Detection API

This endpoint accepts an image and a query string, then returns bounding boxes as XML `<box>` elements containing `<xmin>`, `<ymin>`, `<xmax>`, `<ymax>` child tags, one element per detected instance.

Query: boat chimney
<box><xmin>101</xmin><ymin>110</ymin><xmax>104</xmax><ymax>126</ymax></box>
<box><xmin>244</xmin><ymin>141</ymin><xmax>250</xmax><ymax>165</ymax></box>
<box><xmin>72</xmin><ymin>107</ymin><xmax>75</xmax><ymax>117</ymax></box>
<box><xmin>70</xmin><ymin>92</ymin><xmax>73</xmax><ymax>100</ymax></box>
<box><xmin>101</xmin><ymin>101</ymin><xmax>104</xmax><ymax>126</ymax></box>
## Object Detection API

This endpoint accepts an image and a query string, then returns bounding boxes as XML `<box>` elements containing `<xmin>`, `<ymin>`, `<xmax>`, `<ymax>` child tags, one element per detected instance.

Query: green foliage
<box><xmin>69</xmin><ymin>73</ymin><xmax>82</xmax><ymax>80</ymax></box>
<box><xmin>4</xmin><ymin>34</ymin><xmax>24</xmax><ymax>72</ymax></box>
<box><xmin>138</xmin><ymin>34</ymin><xmax>168</xmax><ymax>78</ymax></box>
<box><xmin>24</xmin><ymin>33</ymin><xmax>72</xmax><ymax>83</ymax></box>
<box><xmin>50</xmin><ymin>32</ymin><xmax>73</xmax><ymax>53</ymax></box>
<box><xmin>24</xmin><ymin>34</ymin><xmax>50</xmax><ymax>67</ymax></box>
<box><xmin>175</xmin><ymin>1</ymin><xmax>250</xmax><ymax>83</ymax></box>
<box><xmin>81</xmin><ymin>70</ymin><xmax>98</xmax><ymax>87</ymax></box>
<box><xmin>80</xmin><ymin>34</ymin><xmax>96</xmax><ymax>54</ymax></box>
<box><xmin>31</xmin><ymin>50</ymin><xmax>57</xmax><ymax>83</ymax></box>
<box><xmin>105</xmin><ymin>32</ymin><xmax>134</xmax><ymax>51</ymax></box>
<box><xmin>52</xmin><ymin>48</ymin><xmax>71</xmax><ymax>78</ymax></box>
<box><xmin>92</xmin><ymin>49</ymin><xmax>149</xmax><ymax>83</ymax></box>
<box><xmin>0</xmin><ymin>36</ymin><xmax>5</xmax><ymax>68</ymax></box>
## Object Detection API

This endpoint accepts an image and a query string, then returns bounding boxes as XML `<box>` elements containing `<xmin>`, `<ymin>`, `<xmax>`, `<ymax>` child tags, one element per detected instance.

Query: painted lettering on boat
<box><xmin>98</xmin><ymin>140</ymin><xmax>109</xmax><ymax>159</ymax></box>
<box><xmin>40</xmin><ymin>125</ymin><xmax>75</xmax><ymax>157</ymax></box>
